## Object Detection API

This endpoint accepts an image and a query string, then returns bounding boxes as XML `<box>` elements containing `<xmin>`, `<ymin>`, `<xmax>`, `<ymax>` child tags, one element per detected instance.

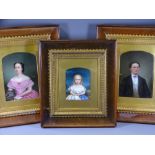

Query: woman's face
<box><xmin>14</xmin><ymin>63</ymin><xmax>23</xmax><ymax>75</ymax></box>
<box><xmin>74</xmin><ymin>75</ymin><xmax>82</xmax><ymax>85</ymax></box>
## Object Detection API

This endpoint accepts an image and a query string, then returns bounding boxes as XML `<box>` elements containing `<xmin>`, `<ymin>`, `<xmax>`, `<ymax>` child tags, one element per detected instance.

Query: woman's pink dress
<box><xmin>7</xmin><ymin>78</ymin><xmax>39</xmax><ymax>100</ymax></box>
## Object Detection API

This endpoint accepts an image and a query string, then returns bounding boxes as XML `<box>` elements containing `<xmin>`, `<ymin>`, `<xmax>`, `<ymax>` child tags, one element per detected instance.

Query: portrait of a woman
<box><xmin>6</xmin><ymin>62</ymin><xmax>39</xmax><ymax>101</ymax></box>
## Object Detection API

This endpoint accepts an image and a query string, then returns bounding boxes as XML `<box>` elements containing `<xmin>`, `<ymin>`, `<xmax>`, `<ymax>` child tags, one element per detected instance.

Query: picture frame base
<box><xmin>0</xmin><ymin>113</ymin><xmax>40</xmax><ymax>128</ymax></box>
<box><xmin>117</xmin><ymin>112</ymin><xmax>155</xmax><ymax>124</ymax></box>
<box><xmin>42</xmin><ymin>117</ymin><xmax>116</xmax><ymax>128</ymax></box>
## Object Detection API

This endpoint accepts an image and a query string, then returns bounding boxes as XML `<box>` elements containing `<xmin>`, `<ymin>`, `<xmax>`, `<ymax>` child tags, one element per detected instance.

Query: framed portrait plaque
<box><xmin>97</xmin><ymin>25</ymin><xmax>155</xmax><ymax>124</ymax></box>
<box><xmin>0</xmin><ymin>25</ymin><xmax>59</xmax><ymax>127</ymax></box>
<box><xmin>39</xmin><ymin>40</ymin><xmax>117</xmax><ymax>128</ymax></box>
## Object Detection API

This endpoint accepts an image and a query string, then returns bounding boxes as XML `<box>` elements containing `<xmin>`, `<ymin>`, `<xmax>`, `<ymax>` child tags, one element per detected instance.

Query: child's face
<box><xmin>74</xmin><ymin>75</ymin><xmax>82</xmax><ymax>85</ymax></box>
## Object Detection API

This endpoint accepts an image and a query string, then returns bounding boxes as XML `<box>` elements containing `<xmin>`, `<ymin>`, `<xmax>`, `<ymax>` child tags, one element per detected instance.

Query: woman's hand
<box><xmin>14</xmin><ymin>96</ymin><xmax>22</xmax><ymax>100</ymax></box>
<box><xmin>20</xmin><ymin>86</ymin><xmax>32</xmax><ymax>97</ymax></box>
<box><xmin>8</xmin><ymin>88</ymin><xmax>13</xmax><ymax>91</ymax></box>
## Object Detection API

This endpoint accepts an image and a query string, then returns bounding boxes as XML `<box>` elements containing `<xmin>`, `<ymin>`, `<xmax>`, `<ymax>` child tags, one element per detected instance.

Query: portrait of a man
<box><xmin>119</xmin><ymin>51</ymin><xmax>154</xmax><ymax>98</ymax></box>
<box><xmin>119</xmin><ymin>61</ymin><xmax>151</xmax><ymax>98</ymax></box>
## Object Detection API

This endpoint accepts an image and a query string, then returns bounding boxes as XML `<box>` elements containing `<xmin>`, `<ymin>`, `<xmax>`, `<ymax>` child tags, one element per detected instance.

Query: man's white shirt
<box><xmin>131</xmin><ymin>74</ymin><xmax>139</xmax><ymax>97</ymax></box>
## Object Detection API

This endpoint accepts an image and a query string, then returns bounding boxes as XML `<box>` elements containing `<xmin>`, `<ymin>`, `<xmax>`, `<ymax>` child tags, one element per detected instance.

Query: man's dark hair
<box><xmin>129</xmin><ymin>61</ymin><xmax>140</xmax><ymax>68</ymax></box>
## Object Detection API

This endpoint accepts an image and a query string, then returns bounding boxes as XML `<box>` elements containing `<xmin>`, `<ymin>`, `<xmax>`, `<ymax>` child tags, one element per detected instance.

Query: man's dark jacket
<box><xmin>119</xmin><ymin>75</ymin><xmax>151</xmax><ymax>98</ymax></box>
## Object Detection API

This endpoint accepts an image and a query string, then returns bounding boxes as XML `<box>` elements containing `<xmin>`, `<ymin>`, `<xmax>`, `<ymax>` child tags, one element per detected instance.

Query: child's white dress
<box><xmin>66</xmin><ymin>84</ymin><xmax>86</xmax><ymax>100</ymax></box>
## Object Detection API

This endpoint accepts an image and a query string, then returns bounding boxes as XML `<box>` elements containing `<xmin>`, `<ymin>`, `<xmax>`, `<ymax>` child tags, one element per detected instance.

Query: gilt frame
<box><xmin>97</xmin><ymin>25</ymin><xmax>155</xmax><ymax>124</ymax></box>
<box><xmin>39</xmin><ymin>40</ymin><xmax>117</xmax><ymax>128</ymax></box>
<box><xmin>0</xmin><ymin>25</ymin><xmax>59</xmax><ymax>127</ymax></box>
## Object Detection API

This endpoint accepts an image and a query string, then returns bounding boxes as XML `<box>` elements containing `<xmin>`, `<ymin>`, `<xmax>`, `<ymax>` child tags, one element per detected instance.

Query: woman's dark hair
<box><xmin>14</xmin><ymin>62</ymin><xmax>24</xmax><ymax>72</ymax></box>
<box><xmin>129</xmin><ymin>61</ymin><xmax>140</xmax><ymax>68</ymax></box>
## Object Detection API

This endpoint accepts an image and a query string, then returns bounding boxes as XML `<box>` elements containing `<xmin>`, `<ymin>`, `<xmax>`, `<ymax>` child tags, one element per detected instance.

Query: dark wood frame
<box><xmin>0</xmin><ymin>25</ymin><xmax>59</xmax><ymax>39</ymax></box>
<box><xmin>39</xmin><ymin>40</ymin><xmax>117</xmax><ymax>128</ymax></box>
<box><xmin>97</xmin><ymin>25</ymin><xmax>155</xmax><ymax>124</ymax></box>
<box><xmin>0</xmin><ymin>25</ymin><xmax>59</xmax><ymax>128</ymax></box>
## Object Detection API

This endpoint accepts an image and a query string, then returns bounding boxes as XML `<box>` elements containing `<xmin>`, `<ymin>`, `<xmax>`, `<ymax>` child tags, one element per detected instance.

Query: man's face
<box><xmin>130</xmin><ymin>63</ymin><xmax>140</xmax><ymax>75</ymax></box>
